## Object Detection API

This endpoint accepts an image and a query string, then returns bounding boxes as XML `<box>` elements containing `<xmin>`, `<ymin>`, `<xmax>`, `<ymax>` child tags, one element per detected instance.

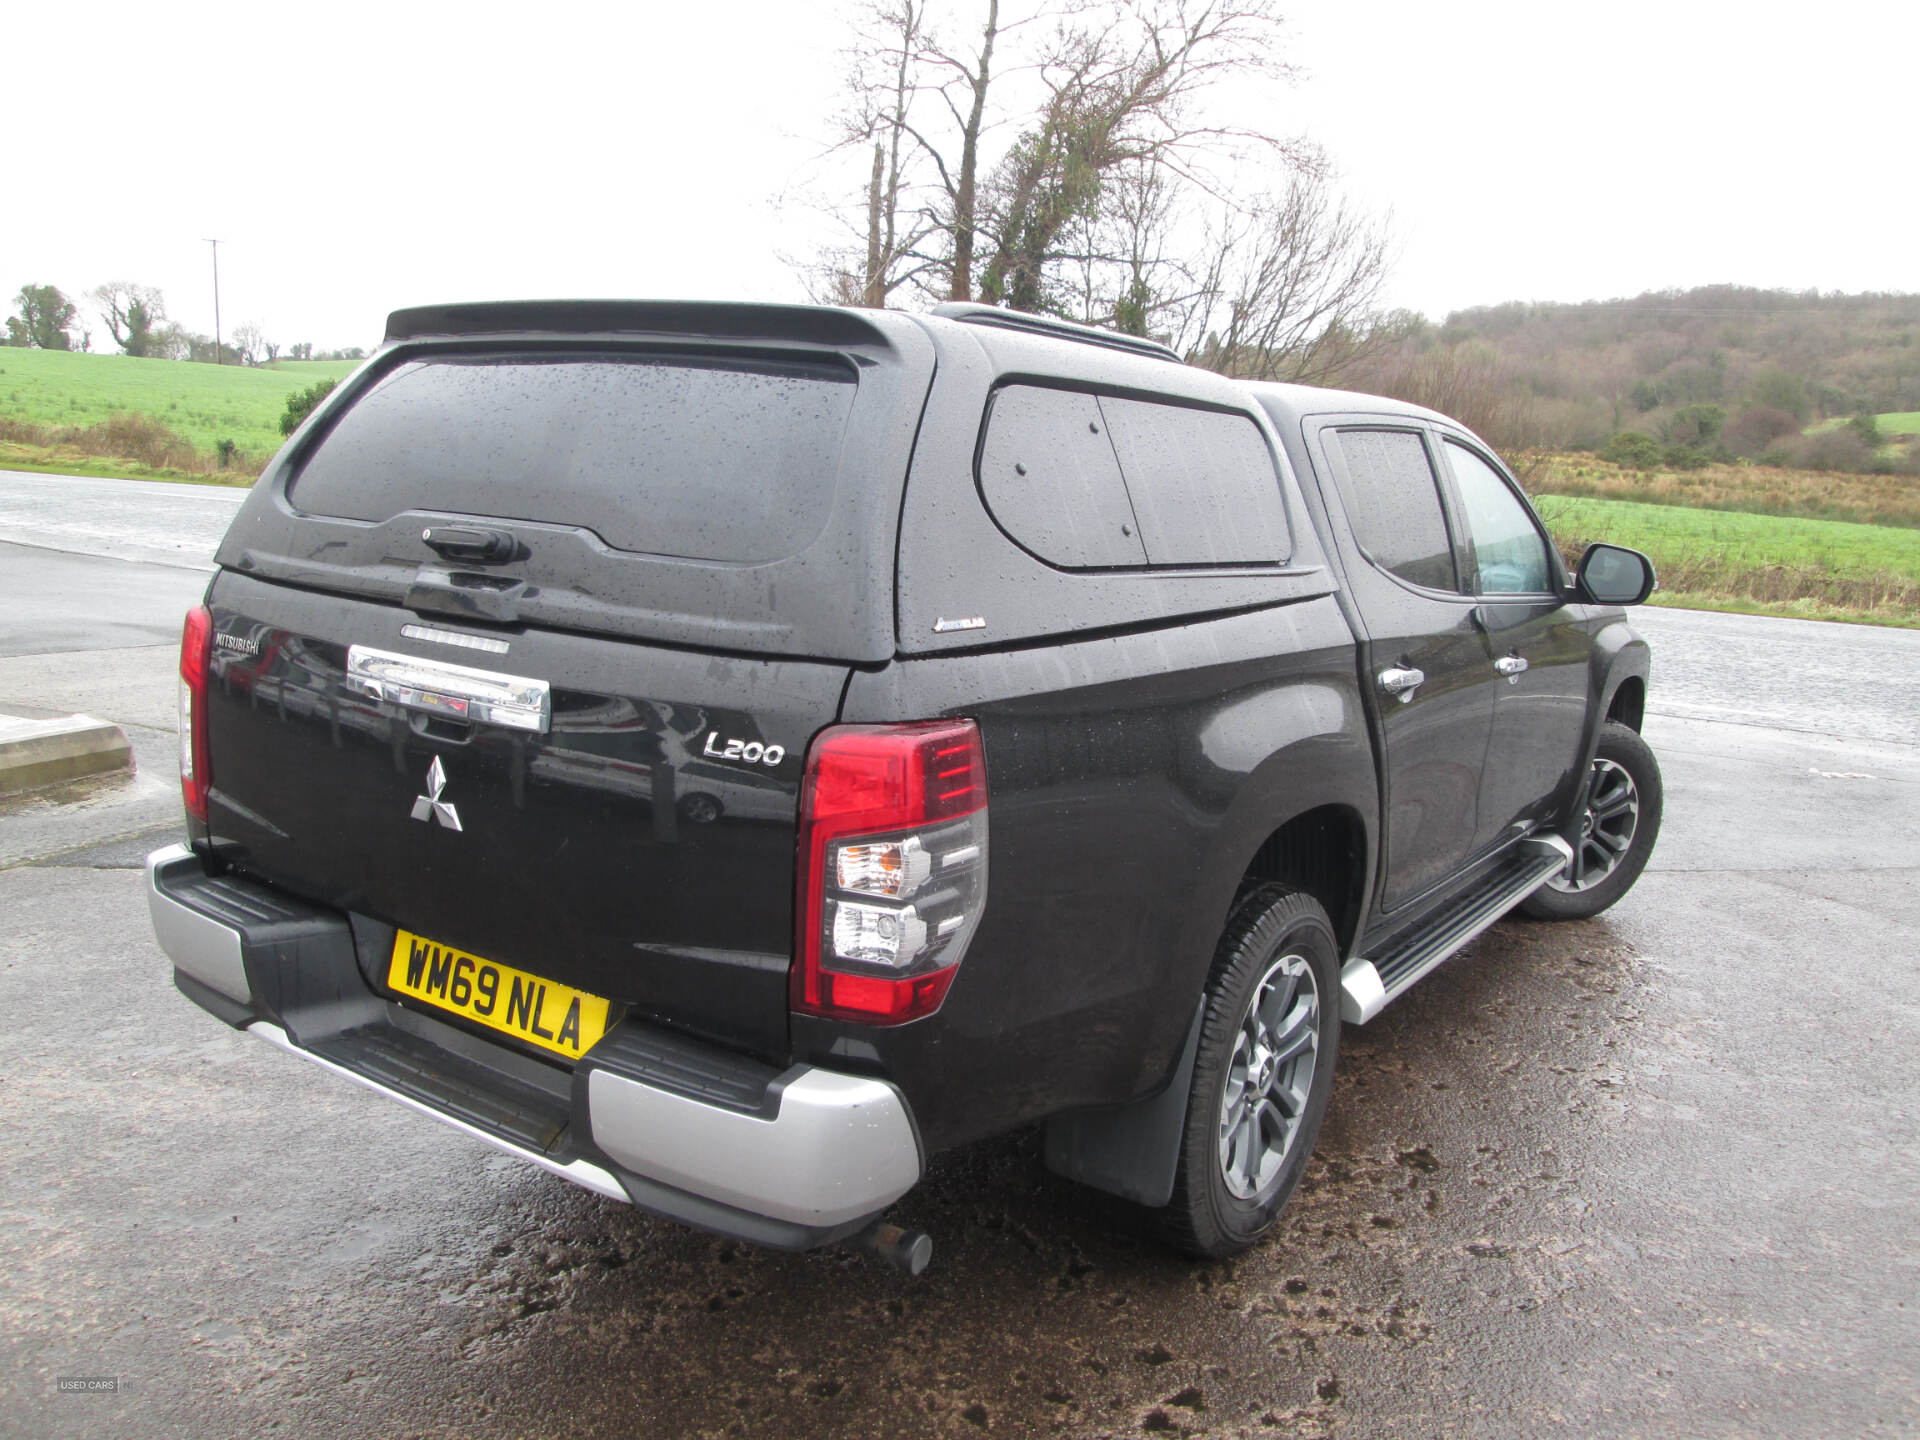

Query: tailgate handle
<box><xmin>345</xmin><ymin>645</ymin><xmax>551</xmax><ymax>733</ymax></box>
<box><xmin>421</xmin><ymin>525</ymin><xmax>518</xmax><ymax>563</ymax></box>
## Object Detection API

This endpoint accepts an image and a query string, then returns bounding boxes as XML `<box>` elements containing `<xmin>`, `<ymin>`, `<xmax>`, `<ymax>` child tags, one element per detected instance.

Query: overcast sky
<box><xmin>5</xmin><ymin>0</ymin><xmax>1914</xmax><ymax>352</ymax></box>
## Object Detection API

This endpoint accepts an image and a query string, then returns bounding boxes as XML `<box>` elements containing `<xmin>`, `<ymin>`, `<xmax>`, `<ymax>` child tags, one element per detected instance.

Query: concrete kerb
<box><xmin>0</xmin><ymin>709</ymin><xmax>136</xmax><ymax>795</ymax></box>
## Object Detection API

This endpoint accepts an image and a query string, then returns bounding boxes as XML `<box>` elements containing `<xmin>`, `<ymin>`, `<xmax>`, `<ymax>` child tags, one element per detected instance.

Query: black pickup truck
<box><xmin>147</xmin><ymin>300</ymin><xmax>1660</xmax><ymax>1269</ymax></box>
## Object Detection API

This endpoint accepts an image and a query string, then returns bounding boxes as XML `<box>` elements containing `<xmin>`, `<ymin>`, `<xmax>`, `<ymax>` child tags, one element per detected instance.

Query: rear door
<box><xmin>1308</xmin><ymin>422</ymin><xmax>1498</xmax><ymax>913</ymax></box>
<box><xmin>205</xmin><ymin>577</ymin><xmax>839</xmax><ymax>1060</ymax></box>
<box><xmin>199</xmin><ymin>324</ymin><xmax>931</xmax><ymax>1062</ymax></box>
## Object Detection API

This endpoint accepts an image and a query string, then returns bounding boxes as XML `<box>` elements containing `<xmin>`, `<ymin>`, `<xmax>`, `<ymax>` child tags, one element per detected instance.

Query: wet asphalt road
<box><xmin>2</xmin><ymin>474</ymin><xmax>1917</xmax><ymax>1438</ymax></box>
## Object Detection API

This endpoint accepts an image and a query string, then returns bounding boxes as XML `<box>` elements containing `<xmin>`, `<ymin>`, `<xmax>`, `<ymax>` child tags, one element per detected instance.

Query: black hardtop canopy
<box><xmin>1246</xmin><ymin>380</ymin><xmax>1459</xmax><ymax>431</ymax></box>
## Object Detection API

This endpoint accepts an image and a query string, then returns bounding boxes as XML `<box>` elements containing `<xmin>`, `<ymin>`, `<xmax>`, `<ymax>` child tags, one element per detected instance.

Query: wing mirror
<box><xmin>1575</xmin><ymin>543</ymin><xmax>1656</xmax><ymax>606</ymax></box>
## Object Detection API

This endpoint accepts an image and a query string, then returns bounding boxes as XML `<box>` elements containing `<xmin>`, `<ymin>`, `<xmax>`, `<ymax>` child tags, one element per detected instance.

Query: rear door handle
<box><xmin>346</xmin><ymin>645</ymin><xmax>552</xmax><ymax>733</ymax></box>
<box><xmin>1378</xmin><ymin>667</ymin><xmax>1425</xmax><ymax>703</ymax></box>
<box><xmin>1495</xmin><ymin>655</ymin><xmax>1529</xmax><ymax>681</ymax></box>
<box><xmin>421</xmin><ymin>525</ymin><xmax>519</xmax><ymax>563</ymax></box>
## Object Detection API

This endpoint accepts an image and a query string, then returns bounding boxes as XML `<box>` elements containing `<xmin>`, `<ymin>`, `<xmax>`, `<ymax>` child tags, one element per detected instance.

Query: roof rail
<box><xmin>928</xmin><ymin>302</ymin><xmax>1182</xmax><ymax>364</ymax></box>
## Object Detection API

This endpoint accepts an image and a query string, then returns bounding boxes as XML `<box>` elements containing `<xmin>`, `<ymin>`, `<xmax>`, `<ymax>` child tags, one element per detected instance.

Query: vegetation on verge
<box><xmin>280</xmin><ymin>379</ymin><xmax>339</xmax><ymax>436</ymax></box>
<box><xmin>1539</xmin><ymin>495</ymin><xmax>1920</xmax><ymax>628</ymax></box>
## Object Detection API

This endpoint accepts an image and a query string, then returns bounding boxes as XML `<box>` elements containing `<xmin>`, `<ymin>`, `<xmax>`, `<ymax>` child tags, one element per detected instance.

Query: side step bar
<box><xmin>1340</xmin><ymin>834</ymin><xmax>1573</xmax><ymax>1024</ymax></box>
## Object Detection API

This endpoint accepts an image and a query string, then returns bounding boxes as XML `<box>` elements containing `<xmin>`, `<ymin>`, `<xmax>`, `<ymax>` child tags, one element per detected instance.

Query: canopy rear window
<box><xmin>288</xmin><ymin>352</ymin><xmax>857</xmax><ymax>564</ymax></box>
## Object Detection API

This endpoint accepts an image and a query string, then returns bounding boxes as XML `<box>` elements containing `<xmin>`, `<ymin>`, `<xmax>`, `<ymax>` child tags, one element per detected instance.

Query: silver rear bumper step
<box><xmin>248</xmin><ymin>1021</ymin><xmax>631</xmax><ymax>1201</ymax></box>
<box><xmin>1340</xmin><ymin>834</ymin><xmax>1573</xmax><ymax>1024</ymax></box>
<box><xmin>149</xmin><ymin>844</ymin><xmax>924</xmax><ymax>1240</ymax></box>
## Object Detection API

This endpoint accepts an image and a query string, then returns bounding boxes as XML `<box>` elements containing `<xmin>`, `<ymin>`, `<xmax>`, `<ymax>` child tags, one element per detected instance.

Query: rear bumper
<box><xmin>145</xmin><ymin>843</ymin><xmax>922</xmax><ymax>1249</ymax></box>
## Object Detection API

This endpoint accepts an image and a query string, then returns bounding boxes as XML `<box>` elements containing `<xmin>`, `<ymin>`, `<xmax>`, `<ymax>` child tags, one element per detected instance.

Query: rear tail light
<box><xmin>179</xmin><ymin>605</ymin><xmax>213</xmax><ymax>821</ymax></box>
<box><xmin>792</xmin><ymin>720</ymin><xmax>988</xmax><ymax>1025</ymax></box>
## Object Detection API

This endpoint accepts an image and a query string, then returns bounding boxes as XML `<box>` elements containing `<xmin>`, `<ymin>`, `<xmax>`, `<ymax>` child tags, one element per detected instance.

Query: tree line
<box><xmin>2</xmin><ymin>281</ymin><xmax>365</xmax><ymax>365</ymax></box>
<box><xmin>1337</xmin><ymin>286</ymin><xmax>1920</xmax><ymax>473</ymax></box>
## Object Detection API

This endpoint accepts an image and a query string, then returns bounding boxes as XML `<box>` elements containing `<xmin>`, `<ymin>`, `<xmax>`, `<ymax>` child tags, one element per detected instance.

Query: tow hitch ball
<box><xmin>848</xmin><ymin>1220</ymin><xmax>933</xmax><ymax>1276</ymax></box>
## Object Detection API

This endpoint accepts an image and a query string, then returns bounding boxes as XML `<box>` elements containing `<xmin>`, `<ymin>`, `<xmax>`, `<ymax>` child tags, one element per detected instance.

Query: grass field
<box><xmin>1536</xmin><ymin>494</ymin><xmax>1920</xmax><ymax>627</ymax></box>
<box><xmin>0</xmin><ymin>348</ymin><xmax>357</xmax><ymax>456</ymax></box>
<box><xmin>1526</xmin><ymin>452</ymin><xmax>1920</xmax><ymax>528</ymax></box>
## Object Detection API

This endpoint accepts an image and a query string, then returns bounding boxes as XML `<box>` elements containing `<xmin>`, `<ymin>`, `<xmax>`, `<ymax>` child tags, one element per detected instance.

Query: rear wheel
<box><xmin>1520</xmin><ymin>721</ymin><xmax>1662</xmax><ymax>921</ymax></box>
<box><xmin>1160</xmin><ymin>885</ymin><xmax>1341</xmax><ymax>1259</ymax></box>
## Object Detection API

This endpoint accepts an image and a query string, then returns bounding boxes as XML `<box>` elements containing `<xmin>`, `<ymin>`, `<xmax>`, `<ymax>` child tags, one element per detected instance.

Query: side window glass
<box><xmin>1444</xmin><ymin>442</ymin><xmax>1552</xmax><ymax>594</ymax></box>
<box><xmin>1096</xmin><ymin>397</ymin><xmax>1291</xmax><ymax>565</ymax></box>
<box><xmin>1326</xmin><ymin>429</ymin><xmax>1459</xmax><ymax>592</ymax></box>
<box><xmin>977</xmin><ymin>386</ymin><xmax>1148</xmax><ymax>568</ymax></box>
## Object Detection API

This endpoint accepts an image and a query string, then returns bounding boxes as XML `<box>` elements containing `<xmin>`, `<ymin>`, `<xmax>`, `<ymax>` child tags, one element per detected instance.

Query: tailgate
<box><xmin>202</xmin><ymin>571</ymin><xmax>846</xmax><ymax>1061</ymax></box>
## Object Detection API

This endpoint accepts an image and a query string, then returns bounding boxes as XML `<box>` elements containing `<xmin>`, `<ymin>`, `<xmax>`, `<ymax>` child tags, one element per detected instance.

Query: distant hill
<box><xmin>1343</xmin><ymin>286</ymin><xmax>1920</xmax><ymax>472</ymax></box>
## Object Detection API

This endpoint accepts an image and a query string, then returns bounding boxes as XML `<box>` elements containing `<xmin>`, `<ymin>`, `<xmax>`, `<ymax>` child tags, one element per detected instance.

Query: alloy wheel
<box><xmin>1547</xmin><ymin>755</ymin><xmax>1640</xmax><ymax>894</ymax></box>
<box><xmin>1217</xmin><ymin>952</ymin><xmax>1320</xmax><ymax>1202</ymax></box>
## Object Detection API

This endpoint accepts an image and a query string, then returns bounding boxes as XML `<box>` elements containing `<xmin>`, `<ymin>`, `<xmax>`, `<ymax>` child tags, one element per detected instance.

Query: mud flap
<box><xmin>1041</xmin><ymin>998</ymin><xmax>1205</xmax><ymax>1209</ymax></box>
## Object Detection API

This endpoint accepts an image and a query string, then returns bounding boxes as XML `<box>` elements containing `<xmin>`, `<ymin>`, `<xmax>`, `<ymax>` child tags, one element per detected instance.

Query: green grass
<box><xmin>0</xmin><ymin>348</ymin><xmax>358</xmax><ymax>455</ymax></box>
<box><xmin>1536</xmin><ymin>494</ymin><xmax>1920</xmax><ymax>627</ymax></box>
<box><xmin>1538</xmin><ymin>495</ymin><xmax>1920</xmax><ymax>577</ymax></box>
<box><xmin>1806</xmin><ymin>411</ymin><xmax>1920</xmax><ymax>437</ymax></box>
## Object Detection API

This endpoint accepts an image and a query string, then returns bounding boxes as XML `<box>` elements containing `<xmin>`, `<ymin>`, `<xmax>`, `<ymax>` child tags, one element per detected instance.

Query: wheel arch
<box><xmin>1607</xmin><ymin>674</ymin><xmax>1646</xmax><ymax>732</ymax></box>
<box><xmin>1555</xmin><ymin>617</ymin><xmax>1653</xmax><ymax>843</ymax></box>
<box><xmin>1043</xmin><ymin>727</ymin><xmax>1376</xmax><ymax>1210</ymax></box>
<box><xmin>1233</xmin><ymin>803</ymin><xmax>1369</xmax><ymax>958</ymax></box>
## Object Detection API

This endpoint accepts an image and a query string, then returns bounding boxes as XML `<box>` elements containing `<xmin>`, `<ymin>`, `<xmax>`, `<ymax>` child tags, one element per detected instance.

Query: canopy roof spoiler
<box><xmin>384</xmin><ymin>299</ymin><xmax>899</xmax><ymax>349</ymax></box>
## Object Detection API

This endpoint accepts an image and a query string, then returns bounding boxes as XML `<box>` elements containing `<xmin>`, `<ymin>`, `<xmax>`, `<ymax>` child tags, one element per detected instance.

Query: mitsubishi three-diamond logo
<box><xmin>410</xmin><ymin>756</ymin><xmax>463</xmax><ymax>831</ymax></box>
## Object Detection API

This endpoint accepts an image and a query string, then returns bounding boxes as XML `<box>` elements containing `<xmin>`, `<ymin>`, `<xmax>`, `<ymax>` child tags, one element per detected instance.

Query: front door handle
<box><xmin>1494</xmin><ymin>654</ymin><xmax>1529</xmax><ymax>682</ymax></box>
<box><xmin>1378</xmin><ymin>666</ymin><xmax>1426</xmax><ymax>703</ymax></box>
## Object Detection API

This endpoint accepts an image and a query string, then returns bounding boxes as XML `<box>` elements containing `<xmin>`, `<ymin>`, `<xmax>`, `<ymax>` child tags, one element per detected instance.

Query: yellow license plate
<box><xmin>387</xmin><ymin>930</ymin><xmax>611</xmax><ymax>1060</ymax></box>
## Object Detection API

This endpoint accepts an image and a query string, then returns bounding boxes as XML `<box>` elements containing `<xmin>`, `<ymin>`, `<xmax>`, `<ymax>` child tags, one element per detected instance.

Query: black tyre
<box><xmin>1520</xmin><ymin>721</ymin><xmax>1663</xmax><ymax>922</ymax></box>
<box><xmin>1160</xmin><ymin>884</ymin><xmax>1342</xmax><ymax>1259</ymax></box>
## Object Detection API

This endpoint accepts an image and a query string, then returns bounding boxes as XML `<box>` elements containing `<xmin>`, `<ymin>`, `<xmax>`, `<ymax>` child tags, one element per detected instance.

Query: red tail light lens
<box><xmin>179</xmin><ymin>605</ymin><xmax>213</xmax><ymax>821</ymax></box>
<box><xmin>793</xmin><ymin>720</ymin><xmax>989</xmax><ymax>1025</ymax></box>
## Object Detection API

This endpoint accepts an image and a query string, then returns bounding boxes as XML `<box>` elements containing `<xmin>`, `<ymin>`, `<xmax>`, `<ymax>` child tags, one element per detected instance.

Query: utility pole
<box><xmin>204</xmin><ymin>238</ymin><xmax>222</xmax><ymax>364</ymax></box>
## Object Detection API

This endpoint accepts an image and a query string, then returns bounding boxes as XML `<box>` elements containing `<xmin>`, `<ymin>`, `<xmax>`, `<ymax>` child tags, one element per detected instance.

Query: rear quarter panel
<box><xmin>810</xmin><ymin>599</ymin><xmax>1372</xmax><ymax>1151</ymax></box>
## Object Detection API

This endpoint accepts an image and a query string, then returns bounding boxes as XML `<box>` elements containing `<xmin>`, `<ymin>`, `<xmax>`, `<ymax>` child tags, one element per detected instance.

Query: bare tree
<box><xmin>974</xmin><ymin>1</ymin><xmax>1293</xmax><ymax>311</ymax></box>
<box><xmin>802</xmin><ymin>0</ymin><xmax>1392</xmax><ymax>376</ymax></box>
<box><xmin>1175</xmin><ymin>171</ymin><xmax>1393</xmax><ymax>384</ymax></box>
<box><xmin>91</xmin><ymin>282</ymin><xmax>168</xmax><ymax>357</ymax></box>
<box><xmin>230</xmin><ymin>322</ymin><xmax>267</xmax><ymax>366</ymax></box>
<box><xmin>840</xmin><ymin>1</ymin><xmax>940</xmax><ymax>306</ymax></box>
<box><xmin>1350</xmin><ymin>340</ymin><xmax>1542</xmax><ymax>456</ymax></box>
<box><xmin>917</xmin><ymin>0</ymin><xmax>1010</xmax><ymax>300</ymax></box>
<box><xmin>807</xmin><ymin>0</ymin><xmax>1018</xmax><ymax>307</ymax></box>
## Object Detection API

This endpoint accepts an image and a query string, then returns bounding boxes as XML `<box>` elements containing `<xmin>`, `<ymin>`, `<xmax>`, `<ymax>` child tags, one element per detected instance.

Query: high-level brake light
<box><xmin>792</xmin><ymin>720</ymin><xmax>989</xmax><ymax>1025</ymax></box>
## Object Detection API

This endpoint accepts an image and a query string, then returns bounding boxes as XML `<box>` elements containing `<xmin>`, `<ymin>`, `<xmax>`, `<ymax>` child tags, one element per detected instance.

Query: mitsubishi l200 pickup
<box><xmin>147</xmin><ymin>300</ymin><xmax>1660</xmax><ymax>1268</ymax></box>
